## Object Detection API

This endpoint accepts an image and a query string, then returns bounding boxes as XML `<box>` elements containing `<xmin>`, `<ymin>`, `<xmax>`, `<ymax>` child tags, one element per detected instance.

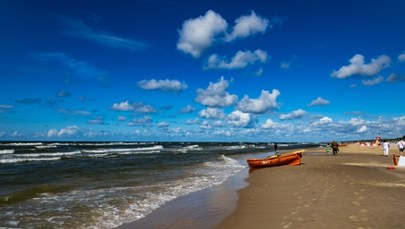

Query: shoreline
<box><xmin>117</xmin><ymin>166</ymin><xmax>250</xmax><ymax>229</ymax></box>
<box><xmin>116</xmin><ymin>144</ymin><xmax>405</xmax><ymax>229</ymax></box>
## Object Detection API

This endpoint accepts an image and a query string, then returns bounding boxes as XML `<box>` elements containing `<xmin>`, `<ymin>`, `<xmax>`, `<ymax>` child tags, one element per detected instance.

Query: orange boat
<box><xmin>247</xmin><ymin>150</ymin><xmax>304</xmax><ymax>168</ymax></box>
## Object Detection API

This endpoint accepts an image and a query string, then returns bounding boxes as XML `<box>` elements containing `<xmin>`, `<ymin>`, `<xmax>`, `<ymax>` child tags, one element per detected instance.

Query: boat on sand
<box><xmin>247</xmin><ymin>150</ymin><xmax>304</xmax><ymax>168</ymax></box>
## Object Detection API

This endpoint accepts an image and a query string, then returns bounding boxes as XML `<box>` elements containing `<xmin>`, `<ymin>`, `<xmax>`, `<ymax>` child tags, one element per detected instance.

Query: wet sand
<box><xmin>215</xmin><ymin>144</ymin><xmax>405</xmax><ymax>229</ymax></box>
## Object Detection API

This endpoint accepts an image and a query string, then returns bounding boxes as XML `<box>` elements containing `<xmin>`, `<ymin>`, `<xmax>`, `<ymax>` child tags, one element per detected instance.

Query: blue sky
<box><xmin>1</xmin><ymin>0</ymin><xmax>404</xmax><ymax>142</ymax></box>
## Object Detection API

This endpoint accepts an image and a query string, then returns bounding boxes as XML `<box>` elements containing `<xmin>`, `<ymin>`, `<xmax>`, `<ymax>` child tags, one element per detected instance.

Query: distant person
<box><xmin>326</xmin><ymin>143</ymin><xmax>331</xmax><ymax>155</ymax></box>
<box><xmin>274</xmin><ymin>143</ymin><xmax>278</xmax><ymax>153</ymax></box>
<box><xmin>382</xmin><ymin>140</ymin><xmax>390</xmax><ymax>157</ymax></box>
<box><xmin>376</xmin><ymin>133</ymin><xmax>382</xmax><ymax>146</ymax></box>
<box><xmin>331</xmin><ymin>141</ymin><xmax>339</xmax><ymax>155</ymax></box>
<box><xmin>397</xmin><ymin>139</ymin><xmax>405</xmax><ymax>155</ymax></box>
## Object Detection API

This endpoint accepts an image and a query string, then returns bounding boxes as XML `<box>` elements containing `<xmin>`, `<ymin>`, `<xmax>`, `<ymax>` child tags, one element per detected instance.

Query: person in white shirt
<box><xmin>382</xmin><ymin>140</ymin><xmax>390</xmax><ymax>157</ymax></box>
<box><xmin>397</xmin><ymin>139</ymin><xmax>405</xmax><ymax>155</ymax></box>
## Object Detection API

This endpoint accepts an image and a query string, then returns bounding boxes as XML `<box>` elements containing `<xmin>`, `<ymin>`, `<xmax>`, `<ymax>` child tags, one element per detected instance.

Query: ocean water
<box><xmin>0</xmin><ymin>141</ymin><xmax>317</xmax><ymax>229</ymax></box>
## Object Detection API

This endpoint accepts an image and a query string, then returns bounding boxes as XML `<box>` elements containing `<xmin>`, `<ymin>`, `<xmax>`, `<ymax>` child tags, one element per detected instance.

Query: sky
<box><xmin>0</xmin><ymin>0</ymin><xmax>404</xmax><ymax>142</ymax></box>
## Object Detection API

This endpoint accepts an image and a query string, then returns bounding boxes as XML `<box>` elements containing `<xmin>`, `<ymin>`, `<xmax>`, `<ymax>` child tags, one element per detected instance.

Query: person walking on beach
<box><xmin>274</xmin><ymin>143</ymin><xmax>278</xmax><ymax>153</ymax></box>
<box><xmin>326</xmin><ymin>143</ymin><xmax>331</xmax><ymax>155</ymax></box>
<box><xmin>331</xmin><ymin>141</ymin><xmax>339</xmax><ymax>155</ymax></box>
<box><xmin>397</xmin><ymin>139</ymin><xmax>405</xmax><ymax>155</ymax></box>
<box><xmin>382</xmin><ymin>140</ymin><xmax>390</xmax><ymax>157</ymax></box>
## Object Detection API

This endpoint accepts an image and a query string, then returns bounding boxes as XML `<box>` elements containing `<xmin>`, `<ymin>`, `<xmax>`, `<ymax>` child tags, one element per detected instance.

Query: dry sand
<box><xmin>215</xmin><ymin>144</ymin><xmax>405</xmax><ymax>229</ymax></box>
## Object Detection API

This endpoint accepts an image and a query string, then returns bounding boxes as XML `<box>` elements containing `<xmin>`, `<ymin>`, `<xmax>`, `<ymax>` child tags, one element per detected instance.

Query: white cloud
<box><xmin>205</xmin><ymin>49</ymin><xmax>268</xmax><ymax>69</ymax></box>
<box><xmin>237</xmin><ymin>89</ymin><xmax>280</xmax><ymax>113</ymax></box>
<box><xmin>308</xmin><ymin>97</ymin><xmax>330</xmax><ymax>107</ymax></box>
<box><xmin>59</xmin><ymin>16</ymin><xmax>148</xmax><ymax>51</ymax></box>
<box><xmin>195</xmin><ymin>77</ymin><xmax>237</xmax><ymax>107</ymax></box>
<box><xmin>228</xmin><ymin>110</ymin><xmax>252</xmax><ymax>127</ymax></box>
<box><xmin>177</xmin><ymin>10</ymin><xmax>228</xmax><ymax>58</ymax></box>
<box><xmin>88</xmin><ymin>117</ymin><xmax>105</xmax><ymax>125</ymax></box>
<box><xmin>361</xmin><ymin>76</ymin><xmax>384</xmax><ymax>86</ymax></box>
<box><xmin>199</xmin><ymin>107</ymin><xmax>225</xmax><ymax>119</ymax></box>
<box><xmin>111</xmin><ymin>101</ymin><xmax>155</xmax><ymax>113</ymax></box>
<box><xmin>48</xmin><ymin>125</ymin><xmax>80</xmax><ymax>137</ymax></box>
<box><xmin>225</xmin><ymin>11</ymin><xmax>269</xmax><ymax>42</ymax></box>
<box><xmin>111</xmin><ymin>100</ymin><xmax>134</xmax><ymax>111</ymax></box>
<box><xmin>312</xmin><ymin>116</ymin><xmax>333</xmax><ymax>126</ymax></box>
<box><xmin>176</xmin><ymin>10</ymin><xmax>273</xmax><ymax>58</ymax></box>
<box><xmin>180</xmin><ymin>105</ymin><xmax>195</xmax><ymax>113</ymax></box>
<box><xmin>138</xmin><ymin>79</ymin><xmax>188</xmax><ymax>92</ymax></box>
<box><xmin>279</xmin><ymin>109</ymin><xmax>307</xmax><ymax>120</ymax></box>
<box><xmin>398</xmin><ymin>51</ymin><xmax>405</xmax><ymax>62</ymax></box>
<box><xmin>261</xmin><ymin>119</ymin><xmax>278</xmax><ymax>129</ymax></box>
<box><xmin>157</xmin><ymin>121</ymin><xmax>170</xmax><ymax>128</ymax></box>
<box><xmin>331</xmin><ymin>54</ymin><xmax>391</xmax><ymax>79</ymax></box>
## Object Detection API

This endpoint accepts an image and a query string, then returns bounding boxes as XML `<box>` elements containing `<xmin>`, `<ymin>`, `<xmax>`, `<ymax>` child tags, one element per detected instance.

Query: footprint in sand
<box><xmin>281</xmin><ymin>221</ymin><xmax>292</xmax><ymax>228</ymax></box>
<box><xmin>353</xmin><ymin>201</ymin><xmax>361</xmax><ymax>207</ymax></box>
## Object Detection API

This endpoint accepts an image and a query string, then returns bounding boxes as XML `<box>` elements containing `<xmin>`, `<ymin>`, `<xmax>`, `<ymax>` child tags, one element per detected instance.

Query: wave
<box><xmin>13</xmin><ymin>151</ymin><xmax>81</xmax><ymax>157</ymax></box>
<box><xmin>0</xmin><ymin>157</ymin><xmax>61</xmax><ymax>164</ymax></box>
<box><xmin>81</xmin><ymin>145</ymin><xmax>163</xmax><ymax>154</ymax></box>
<box><xmin>35</xmin><ymin>145</ymin><xmax>58</xmax><ymax>149</ymax></box>
<box><xmin>1</xmin><ymin>142</ymin><xmax>43</xmax><ymax>146</ymax></box>
<box><xmin>0</xmin><ymin>149</ymin><xmax>15</xmax><ymax>155</ymax></box>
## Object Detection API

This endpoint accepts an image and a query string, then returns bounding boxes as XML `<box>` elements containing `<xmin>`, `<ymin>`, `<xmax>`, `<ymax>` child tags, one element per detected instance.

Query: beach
<box><xmin>118</xmin><ymin>143</ymin><xmax>405</xmax><ymax>229</ymax></box>
<box><xmin>216</xmin><ymin>144</ymin><xmax>405</xmax><ymax>229</ymax></box>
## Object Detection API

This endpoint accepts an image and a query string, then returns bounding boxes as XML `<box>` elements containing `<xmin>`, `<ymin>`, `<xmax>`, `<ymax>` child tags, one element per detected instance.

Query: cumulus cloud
<box><xmin>48</xmin><ymin>125</ymin><xmax>80</xmax><ymax>137</ymax></box>
<box><xmin>361</xmin><ymin>76</ymin><xmax>384</xmax><ymax>86</ymax></box>
<box><xmin>177</xmin><ymin>10</ymin><xmax>228</xmax><ymax>58</ymax></box>
<box><xmin>195</xmin><ymin>77</ymin><xmax>237</xmax><ymax>107</ymax></box>
<box><xmin>331</xmin><ymin>54</ymin><xmax>391</xmax><ymax>79</ymax></box>
<box><xmin>199</xmin><ymin>107</ymin><xmax>225</xmax><ymax>119</ymax></box>
<box><xmin>111</xmin><ymin>101</ymin><xmax>155</xmax><ymax>113</ymax></box>
<box><xmin>261</xmin><ymin>119</ymin><xmax>278</xmax><ymax>129</ymax></box>
<box><xmin>237</xmin><ymin>89</ymin><xmax>280</xmax><ymax>113</ymax></box>
<box><xmin>312</xmin><ymin>116</ymin><xmax>333</xmax><ymax>126</ymax></box>
<box><xmin>138</xmin><ymin>79</ymin><xmax>188</xmax><ymax>92</ymax></box>
<box><xmin>157</xmin><ymin>121</ymin><xmax>170</xmax><ymax>128</ymax></box>
<box><xmin>177</xmin><ymin>10</ymin><xmax>274</xmax><ymax>58</ymax></box>
<box><xmin>398</xmin><ymin>51</ymin><xmax>405</xmax><ymax>62</ymax></box>
<box><xmin>59</xmin><ymin>16</ymin><xmax>148</xmax><ymax>51</ymax></box>
<box><xmin>308</xmin><ymin>97</ymin><xmax>330</xmax><ymax>107</ymax></box>
<box><xmin>87</xmin><ymin>116</ymin><xmax>105</xmax><ymax>125</ymax></box>
<box><xmin>179</xmin><ymin>105</ymin><xmax>195</xmax><ymax>114</ymax></box>
<box><xmin>279</xmin><ymin>109</ymin><xmax>307</xmax><ymax>120</ymax></box>
<box><xmin>225</xmin><ymin>11</ymin><xmax>269</xmax><ymax>42</ymax></box>
<box><xmin>205</xmin><ymin>49</ymin><xmax>268</xmax><ymax>69</ymax></box>
<box><xmin>111</xmin><ymin>100</ymin><xmax>134</xmax><ymax>111</ymax></box>
<box><xmin>228</xmin><ymin>110</ymin><xmax>252</xmax><ymax>127</ymax></box>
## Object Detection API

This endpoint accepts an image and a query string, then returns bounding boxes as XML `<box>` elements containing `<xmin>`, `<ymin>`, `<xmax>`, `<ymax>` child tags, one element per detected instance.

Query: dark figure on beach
<box><xmin>331</xmin><ymin>141</ymin><xmax>339</xmax><ymax>155</ymax></box>
<box><xmin>274</xmin><ymin>143</ymin><xmax>278</xmax><ymax>153</ymax></box>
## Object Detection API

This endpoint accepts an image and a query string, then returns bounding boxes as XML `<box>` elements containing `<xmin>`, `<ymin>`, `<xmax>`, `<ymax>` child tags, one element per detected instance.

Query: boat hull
<box><xmin>247</xmin><ymin>150</ymin><xmax>304</xmax><ymax>168</ymax></box>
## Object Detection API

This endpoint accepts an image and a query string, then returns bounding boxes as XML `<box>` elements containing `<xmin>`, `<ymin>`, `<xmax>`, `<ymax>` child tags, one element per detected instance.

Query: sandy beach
<box><xmin>216</xmin><ymin>144</ymin><xmax>405</xmax><ymax>229</ymax></box>
<box><xmin>118</xmin><ymin>143</ymin><xmax>405</xmax><ymax>229</ymax></box>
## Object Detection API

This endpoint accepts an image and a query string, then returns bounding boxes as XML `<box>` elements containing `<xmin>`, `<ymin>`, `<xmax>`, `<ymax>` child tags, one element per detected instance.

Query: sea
<box><xmin>0</xmin><ymin>141</ymin><xmax>319</xmax><ymax>229</ymax></box>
